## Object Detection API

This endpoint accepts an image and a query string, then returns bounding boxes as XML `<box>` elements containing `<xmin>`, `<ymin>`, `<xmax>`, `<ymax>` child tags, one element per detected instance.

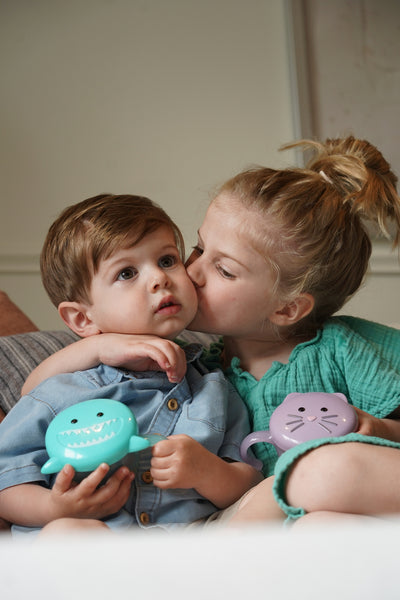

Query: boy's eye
<box><xmin>159</xmin><ymin>254</ymin><xmax>178</xmax><ymax>269</ymax></box>
<box><xmin>117</xmin><ymin>267</ymin><xmax>137</xmax><ymax>281</ymax></box>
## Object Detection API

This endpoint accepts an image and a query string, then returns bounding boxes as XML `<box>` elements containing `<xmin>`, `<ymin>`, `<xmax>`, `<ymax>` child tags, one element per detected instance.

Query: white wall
<box><xmin>0</xmin><ymin>0</ymin><xmax>296</xmax><ymax>329</ymax></box>
<box><xmin>298</xmin><ymin>0</ymin><xmax>400</xmax><ymax>326</ymax></box>
<box><xmin>0</xmin><ymin>0</ymin><xmax>399</xmax><ymax>331</ymax></box>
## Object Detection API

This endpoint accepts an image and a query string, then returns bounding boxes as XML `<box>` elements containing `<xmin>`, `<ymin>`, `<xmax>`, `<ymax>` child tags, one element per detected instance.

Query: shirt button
<box><xmin>141</xmin><ymin>470</ymin><xmax>153</xmax><ymax>484</ymax></box>
<box><xmin>139</xmin><ymin>512</ymin><xmax>150</xmax><ymax>526</ymax></box>
<box><xmin>167</xmin><ymin>398</ymin><xmax>179</xmax><ymax>411</ymax></box>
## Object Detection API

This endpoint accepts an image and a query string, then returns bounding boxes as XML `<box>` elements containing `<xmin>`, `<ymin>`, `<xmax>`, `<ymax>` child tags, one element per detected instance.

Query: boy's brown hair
<box><xmin>41</xmin><ymin>194</ymin><xmax>185</xmax><ymax>308</ymax></box>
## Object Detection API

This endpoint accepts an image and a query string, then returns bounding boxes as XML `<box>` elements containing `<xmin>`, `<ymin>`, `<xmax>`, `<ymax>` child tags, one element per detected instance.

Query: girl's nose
<box><xmin>186</xmin><ymin>256</ymin><xmax>204</xmax><ymax>288</ymax></box>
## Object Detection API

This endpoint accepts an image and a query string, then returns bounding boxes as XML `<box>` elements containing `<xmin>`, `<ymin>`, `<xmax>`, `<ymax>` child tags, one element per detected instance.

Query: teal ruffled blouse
<box><xmin>201</xmin><ymin>316</ymin><xmax>400</xmax><ymax>476</ymax></box>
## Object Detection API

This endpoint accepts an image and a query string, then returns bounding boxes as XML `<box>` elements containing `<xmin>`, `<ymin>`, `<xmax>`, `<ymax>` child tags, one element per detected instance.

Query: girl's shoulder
<box><xmin>321</xmin><ymin>315</ymin><xmax>400</xmax><ymax>353</ymax></box>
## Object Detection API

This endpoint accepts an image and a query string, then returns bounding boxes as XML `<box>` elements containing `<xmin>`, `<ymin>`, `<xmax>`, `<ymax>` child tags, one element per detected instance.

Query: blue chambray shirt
<box><xmin>0</xmin><ymin>344</ymin><xmax>251</xmax><ymax>531</ymax></box>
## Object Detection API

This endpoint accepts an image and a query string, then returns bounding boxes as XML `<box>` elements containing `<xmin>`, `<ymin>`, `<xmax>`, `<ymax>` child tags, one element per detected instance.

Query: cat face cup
<box><xmin>240</xmin><ymin>392</ymin><xmax>358</xmax><ymax>470</ymax></box>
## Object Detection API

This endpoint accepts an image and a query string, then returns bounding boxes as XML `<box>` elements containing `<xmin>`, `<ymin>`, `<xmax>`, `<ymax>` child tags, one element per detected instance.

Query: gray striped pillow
<box><xmin>0</xmin><ymin>331</ymin><xmax>79</xmax><ymax>413</ymax></box>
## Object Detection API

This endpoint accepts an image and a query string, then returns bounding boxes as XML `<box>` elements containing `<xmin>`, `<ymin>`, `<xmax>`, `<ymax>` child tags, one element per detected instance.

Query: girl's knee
<box><xmin>285</xmin><ymin>443</ymin><xmax>363</xmax><ymax>508</ymax></box>
<box><xmin>290</xmin><ymin>443</ymin><xmax>363</xmax><ymax>482</ymax></box>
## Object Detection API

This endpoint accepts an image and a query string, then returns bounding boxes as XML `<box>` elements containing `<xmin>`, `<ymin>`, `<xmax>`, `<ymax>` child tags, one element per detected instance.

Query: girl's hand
<box><xmin>354</xmin><ymin>406</ymin><xmax>382</xmax><ymax>437</ymax></box>
<box><xmin>48</xmin><ymin>463</ymin><xmax>134</xmax><ymax>521</ymax></box>
<box><xmin>354</xmin><ymin>406</ymin><xmax>400</xmax><ymax>442</ymax></box>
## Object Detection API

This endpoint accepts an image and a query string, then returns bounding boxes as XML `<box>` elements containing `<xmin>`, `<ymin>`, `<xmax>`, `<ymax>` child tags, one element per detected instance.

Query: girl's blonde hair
<box><xmin>217</xmin><ymin>136</ymin><xmax>400</xmax><ymax>335</ymax></box>
<box><xmin>41</xmin><ymin>194</ymin><xmax>184</xmax><ymax>308</ymax></box>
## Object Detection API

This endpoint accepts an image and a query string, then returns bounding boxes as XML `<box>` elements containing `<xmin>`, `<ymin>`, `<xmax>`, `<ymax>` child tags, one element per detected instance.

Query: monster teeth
<box><xmin>59</xmin><ymin>418</ymin><xmax>120</xmax><ymax>447</ymax></box>
<box><xmin>68</xmin><ymin>431</ymin><xmax>116</xmax><ymax>448</ymax></box>
<box><xmin>64</xmin><ymin>418</ymin><xmax>116</xmax><ymax>437</ymax></box>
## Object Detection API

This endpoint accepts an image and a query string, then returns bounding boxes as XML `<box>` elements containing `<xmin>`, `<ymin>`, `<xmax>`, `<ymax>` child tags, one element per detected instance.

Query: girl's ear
<box><xmin>270</xmin><ymin>293</ymin><xmax>315</xmax><ymax>327</ymax></box>
<box><xmin>58</xmin><ymin>301</ymin><xmax>101</xmax><ymax>337</ymax></box>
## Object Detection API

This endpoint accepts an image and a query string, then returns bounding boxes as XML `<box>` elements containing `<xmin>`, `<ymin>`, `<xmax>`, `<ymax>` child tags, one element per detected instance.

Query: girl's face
<box><xmin>186</xmin><ymin>194</ymin><xmax>282</xmax><ymax>339</ymax></box>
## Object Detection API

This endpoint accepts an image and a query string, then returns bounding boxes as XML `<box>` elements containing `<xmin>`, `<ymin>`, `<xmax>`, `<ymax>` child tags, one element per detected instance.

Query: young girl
<box><xmin>23</xmin><ymin>136</ymin><xmax>400</xmax><ymax>525</ymax></box>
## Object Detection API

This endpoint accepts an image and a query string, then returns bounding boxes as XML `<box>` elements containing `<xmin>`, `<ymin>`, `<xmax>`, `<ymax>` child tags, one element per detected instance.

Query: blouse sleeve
<box><xmin>334</xmin><ymin>317</ymin><xmax>400</xmax><ymax>418</ymax></box>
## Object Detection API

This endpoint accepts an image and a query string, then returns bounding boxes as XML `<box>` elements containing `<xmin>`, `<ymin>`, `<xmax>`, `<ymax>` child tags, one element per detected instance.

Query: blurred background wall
<box><xmin>1</xmin><ymin>0</ymin><xmax>399</xmax><ymax>330</ymax></box>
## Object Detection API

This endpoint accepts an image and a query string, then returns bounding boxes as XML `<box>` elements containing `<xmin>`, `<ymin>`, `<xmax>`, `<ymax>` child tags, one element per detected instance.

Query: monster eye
<box><xmin>97</xmin><ymin>412</ymin><xmax>104</xmax><ymax>417</ymax></box>
<box><xmin>71</xmin><ymin>418</ymin><xmax>78</xmax><ymax>424</ymax></box>
<box><xmin>298</xmin><ymin>407</ymin><xmax>305</xmax><ymax>412</ymax></box>
<box><xmin>320</xmin><ymin>407</ymin><xmax>328</xmax><ymax>412</ymax></box>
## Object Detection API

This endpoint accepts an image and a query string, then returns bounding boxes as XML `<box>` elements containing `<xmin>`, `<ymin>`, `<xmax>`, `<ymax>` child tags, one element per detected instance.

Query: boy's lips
<box><xmin>156</xmin><ymin>295</ymin><xmax>181</xmax><ymax>315</ymax></box>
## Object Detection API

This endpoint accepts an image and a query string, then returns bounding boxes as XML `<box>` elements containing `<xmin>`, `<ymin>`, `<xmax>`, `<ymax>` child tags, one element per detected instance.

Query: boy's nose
<box><xmin>150</xmin><ymin>270</ymin><xmax>170</xmax><ymax>291</ymax></box>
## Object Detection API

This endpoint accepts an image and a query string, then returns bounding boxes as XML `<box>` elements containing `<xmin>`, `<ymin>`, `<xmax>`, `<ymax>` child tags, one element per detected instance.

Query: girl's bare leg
<box><xmin>227</xmin><ymin>476</ymin><xmax>285</xmax><ymax>526</ymax></box>
<box><xmin>286</xmin><ymin>442</ymin><xmax>400</xmax><ymax>516</ymax></box>
<box><xmin>0</xmin><ymin>517</ymin><xmax>10</xmax><ymax>532</ymax></box>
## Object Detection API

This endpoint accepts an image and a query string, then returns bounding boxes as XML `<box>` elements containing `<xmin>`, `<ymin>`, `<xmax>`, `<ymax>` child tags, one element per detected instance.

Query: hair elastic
<box><xmin>319</xmin><ymin>170</ymin><xmax>332</xmax><ymax>184</ymax></box>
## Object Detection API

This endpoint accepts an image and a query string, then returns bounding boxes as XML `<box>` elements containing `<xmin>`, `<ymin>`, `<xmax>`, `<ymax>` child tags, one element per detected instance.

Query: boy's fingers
<box><xmin>77</xmin><ymin>463</ymin><xmax>110</xmax><ymax>496</ymax></box>
<box><xmin>151</xmin><ymin>439</ymin><xmax>171</xmax><ymax>457</ymax></box>
<box><xmin>95</xmin><ymin>467</ymin><xmax>134</xmax><ymax>505</ymax></box>
<box><xmin>52</xmin><ymin>464</ymin><xmax>76</xmax><ymax>493</ymax></box>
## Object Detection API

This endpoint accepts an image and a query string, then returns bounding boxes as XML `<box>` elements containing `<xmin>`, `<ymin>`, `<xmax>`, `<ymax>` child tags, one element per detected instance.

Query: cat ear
<box><xmin>284</xmin><ymin>393</ymin><xmax>299</xmax><ymax>401</ymax></box>
<box><xmin>270</xmin><ymin>294</ymin><xmax>315</xmax><ymax>327</ymax></box>
<box><xmin>334</xmin><ymin>393</ymin><xmax>349</xmax><ymax>404</ymax></box>
<box><xmin>58</xmin><ymin>301</ymin><xmax>101</xmax><ymax>337</ymax></box>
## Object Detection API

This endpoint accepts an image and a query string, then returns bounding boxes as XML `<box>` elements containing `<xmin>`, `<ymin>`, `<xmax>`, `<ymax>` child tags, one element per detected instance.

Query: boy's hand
<box><xmin>150</xmin><ymin>435</ymin><xmax>208</xmax><ymax>490</ymax></box>
<box><xmin>96</xmin><ymin>334</ymin><xmax>187</xmax><ymax>383</ymax></box>
<box><xmin>48</xmin><ymin>463</ymin><xmax>134</xmax><ymax>521</ymax></box>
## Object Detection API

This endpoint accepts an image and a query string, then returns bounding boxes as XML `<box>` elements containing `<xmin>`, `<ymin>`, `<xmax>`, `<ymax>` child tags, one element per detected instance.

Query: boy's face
<box><xmin>85</xmin><ymin>226</ymin><xmax>198</xmax><ymax>340</ymax></box>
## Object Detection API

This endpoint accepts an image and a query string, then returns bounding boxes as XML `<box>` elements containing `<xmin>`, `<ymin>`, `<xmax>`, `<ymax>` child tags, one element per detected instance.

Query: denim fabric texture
<box><xmin>0</xmin><ymin>343</ymin><xmax>251</xmax><ymax>533</ymax></box>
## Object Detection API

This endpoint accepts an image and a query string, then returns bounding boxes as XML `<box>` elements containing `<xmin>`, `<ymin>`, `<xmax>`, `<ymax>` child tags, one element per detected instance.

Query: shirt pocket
<box><xmin>185</xmin><ymin>373</ymin><xmax>228</xmax><ymax>433</ymax></box>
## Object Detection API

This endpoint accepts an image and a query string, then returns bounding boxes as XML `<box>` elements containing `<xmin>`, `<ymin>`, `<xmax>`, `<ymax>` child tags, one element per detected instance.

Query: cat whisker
<box><xmin>321</xmin><ymin>419</ymin><xmax>339</xmax><ymax>426</ymax></box>
<box><xmin>288</xmin><ymin>423</ymin><xmax>305</xmax><ymax>432</ymax></box>
<box><xmin>286</xmin><ymin>419</ymin><xmax>303</xmax><ymax>425</ymax></box>
<box><xmin>318</xmin><ymin>423</ymin><xmax>333</xmax><ymax>433</ymax></box>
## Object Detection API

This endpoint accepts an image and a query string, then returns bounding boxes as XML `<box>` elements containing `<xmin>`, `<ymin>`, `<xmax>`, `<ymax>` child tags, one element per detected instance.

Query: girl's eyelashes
<box><xmin>216</xmin><ymin>264</ymin><xmax>235</xmax><ymax>279</ymax></box>
<box><xmin>117</xmin><ymin>267</ymin><xmax>137</xmax><ymax>281</ymax></box>
<box><xmin>191</xmin><ymin>245</ymin><xmax>204</xmax><ymax>256</ymax></box>
<box><xmin>191</xmin><ymin>243</ymin><xmax>236</xmax><ymax>279</ymax></box>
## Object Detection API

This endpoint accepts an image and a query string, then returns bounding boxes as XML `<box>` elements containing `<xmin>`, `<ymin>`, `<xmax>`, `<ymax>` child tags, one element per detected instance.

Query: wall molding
<box><xmin>0</xmin><ymin>253</ymin><xmax>40</xmax><ymax>274</ymax></box>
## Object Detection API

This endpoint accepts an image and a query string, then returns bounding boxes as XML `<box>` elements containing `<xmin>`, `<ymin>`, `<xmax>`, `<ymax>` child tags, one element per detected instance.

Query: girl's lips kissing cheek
<box><xmin>156</xmin><ymin>296</ymin><xmax>181</xmax><ymax>316</ymax></box>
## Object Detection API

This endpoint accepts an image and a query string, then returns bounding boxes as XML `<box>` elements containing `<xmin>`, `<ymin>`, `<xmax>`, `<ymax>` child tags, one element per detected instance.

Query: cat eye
<box><xmin>320</xmin><ymin>407</ymin><xmax>328</xmax><ymax>412</ymax></box>
<box><xmin>298</xmin><ymin>407</ymin><xmax>305</xmax><ymax>412</ymax></box>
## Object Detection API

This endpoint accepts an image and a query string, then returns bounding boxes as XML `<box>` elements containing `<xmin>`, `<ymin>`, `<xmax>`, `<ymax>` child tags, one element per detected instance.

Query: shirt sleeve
<box><xmin>0</xmin><ymin>395</ymin><xmax>55</xmax><ymax>491</ymax></box>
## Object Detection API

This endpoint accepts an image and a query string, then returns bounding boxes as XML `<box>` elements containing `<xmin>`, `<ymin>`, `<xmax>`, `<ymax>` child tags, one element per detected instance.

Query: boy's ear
<box><xmin>58</xmin><ymin>301</ymin><xmax>101</xmax><ymax>337</ymax></box>
<box><xmin>270</xmin><ymin>293</ymin><xmax>315</xmax><ymax>327</ymax></box>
